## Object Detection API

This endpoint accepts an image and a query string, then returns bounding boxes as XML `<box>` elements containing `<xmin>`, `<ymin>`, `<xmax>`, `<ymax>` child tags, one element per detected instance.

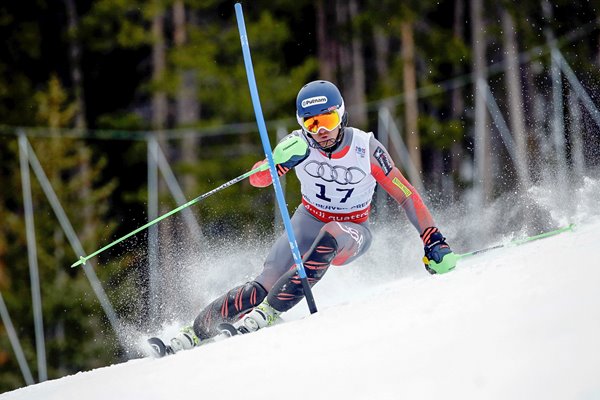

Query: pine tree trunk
<box><xmin>64</xmin><ymin>0</ymin><xmax>95</xmax><ymax>244</ymax></box>
<box><xmin>173</xmin><ymin>0</ymin><xmax>199</xmax><ymax>194</ymax></box>
<box><xmin>0</xmin><ymin>208</ymin><xmax>6</xmax><ymax>286</ymax></box>
<box><xmin>568</xmin><ymin>91</ymin><xmax>585</xmax><ymax>177</ymax></box>
<box><xmin>470</xmin><ymin>0</ymin><xmax>492</xmax><ymax>204</ymax></box>
<box><xmin>450</xmin><ymin>0</ymin><xmax>465</xmax><ymax>200</ymax></box>
<box><xmin>316</xmin><ymin>0</ymin><xmax>335</xmax><ymax>81</ymax></box>
<box><xmin>348</xmin><ymin>0</ymin><xmax>367</xmax><ymax>128</ymax></box>
<box><xmin>335</xmin><ymin>0</ymin><xmax>367</xmax><ymax>127</ymax></box>
<box><xmin>373</xmin><ymin>27</ymin><xmax>391</xmax><ymax>96</ymax></box>
<box><xmin>152</xmin><ymin>6</ymin><xmax>168</xmax><ymax>132</ymax></box>
<box><xmin>337</xmin><ymin>1</ymin><xmax>353</xmax><ymax>123</ymax></box>
<box><xmin>337</xmin><ymin>1</ymin><xmax>352</xmax><ymax>101</ymax></box>
<box><xmin>501</xmin><ymin>7</ymin><xmax>530</xmax><ymax>188</ymax></box>
<box><xmin>400</xmin><ymin>21</ymin><xmax>422</xmax><ymax>177</ymax></box>
<box><xmin>63</xmin><ymin>0</ymin><xmax>86</xmax><ymax>130</ymax></box>
<box><xmin>597</xmin><ymin>21</ymin><xmax>600</xmax><ymax>68</ymax></box>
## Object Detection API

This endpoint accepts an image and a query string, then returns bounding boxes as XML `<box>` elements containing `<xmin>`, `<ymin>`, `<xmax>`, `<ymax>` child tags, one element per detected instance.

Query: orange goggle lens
<box><xmin>302</xmin><ymin>111</ymin><xmax>341</xmax><ymax>134</ymax></box>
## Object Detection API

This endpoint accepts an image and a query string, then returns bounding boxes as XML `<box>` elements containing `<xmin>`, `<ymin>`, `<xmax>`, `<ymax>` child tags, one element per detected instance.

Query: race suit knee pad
<box><xmin>304</xmin><ymin>230</ymin><xmax>338</xmax><ymax>280</ymax></box>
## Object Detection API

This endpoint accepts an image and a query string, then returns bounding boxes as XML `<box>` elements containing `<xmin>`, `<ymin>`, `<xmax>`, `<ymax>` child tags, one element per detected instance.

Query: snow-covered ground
<box><xmin>2</xmin><ymin>177</ymin><xmax>600</xmax><ymax>400</ymax></box>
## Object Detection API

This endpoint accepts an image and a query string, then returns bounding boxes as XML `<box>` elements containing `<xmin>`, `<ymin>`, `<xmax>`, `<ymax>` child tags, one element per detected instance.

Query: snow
<box><xmin>2</xmin><ymin>180</ymin><xmax>600</xmax><ymax>400</ymax></box>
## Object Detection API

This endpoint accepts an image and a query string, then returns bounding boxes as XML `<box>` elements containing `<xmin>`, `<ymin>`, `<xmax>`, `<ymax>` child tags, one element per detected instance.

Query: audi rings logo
<box><xmin>304</xmin><ymin>161</ymin><xmax>367</xmax><ymax>185</ymax></box>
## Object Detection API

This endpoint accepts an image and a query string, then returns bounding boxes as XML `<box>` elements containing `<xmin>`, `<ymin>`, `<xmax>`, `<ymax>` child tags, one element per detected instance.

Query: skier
<box><xmin>164</xmin><ymin>80</ymin><xmax>456</xmax><ymax>353</ymax></box>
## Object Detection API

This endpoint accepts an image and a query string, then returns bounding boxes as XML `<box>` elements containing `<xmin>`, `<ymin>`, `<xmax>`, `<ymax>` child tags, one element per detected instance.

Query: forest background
<box><xmin>1</xmin><ymin>0</ymin><xmax>600</xmax><ymax>393</ymax></box>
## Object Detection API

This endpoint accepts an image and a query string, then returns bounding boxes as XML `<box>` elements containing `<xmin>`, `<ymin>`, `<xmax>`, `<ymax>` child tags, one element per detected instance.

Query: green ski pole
<box><xmin>424</xmin><ymin>224</ymin><xmax>575</xmax><ymax>273</ymax></box>
<box><xmin>71</xmin><ymin>135</ymin><xmax>308</xmax><ymax>268</ymax></box>
<box><xmin>458</xmin><ymin>223</ymin><xmax>575</xmax><ymax>260</ymax></box>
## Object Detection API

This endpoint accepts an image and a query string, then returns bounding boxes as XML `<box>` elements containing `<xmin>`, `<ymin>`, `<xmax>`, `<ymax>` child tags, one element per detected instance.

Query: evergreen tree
<box><xmin>0</xmin><ymin>75</ymin><xmax>123</xmax><ymax>392</ymax></box>
<box><xmin>1</xmin><ymin>1</ymin><xmax>600</xmax><ymax>392</ymax></box>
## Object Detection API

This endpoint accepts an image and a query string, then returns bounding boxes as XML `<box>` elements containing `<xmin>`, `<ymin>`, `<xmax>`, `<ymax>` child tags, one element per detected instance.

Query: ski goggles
<box><xmin>302</xmin><ymin>110</ymin><xmax>341</xmax><ymax>134</ymax></box>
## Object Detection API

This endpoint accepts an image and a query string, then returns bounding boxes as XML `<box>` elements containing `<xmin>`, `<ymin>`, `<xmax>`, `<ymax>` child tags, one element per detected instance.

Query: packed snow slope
<box><xmin>3</xmin><ymin>214</ymin><xmax>600</xmax><ymax>399</ymax></box>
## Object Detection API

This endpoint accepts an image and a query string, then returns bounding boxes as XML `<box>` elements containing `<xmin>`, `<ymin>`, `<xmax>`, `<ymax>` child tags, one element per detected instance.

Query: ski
<box><xmin>146</xmin><ymin>325</ymin><xmax>239</xmax><ymax>358</ymax></box>
<box><xmin>147</xmin><ymin>312</ymin><xmax>276</xmax><ymax>358</ymax></box>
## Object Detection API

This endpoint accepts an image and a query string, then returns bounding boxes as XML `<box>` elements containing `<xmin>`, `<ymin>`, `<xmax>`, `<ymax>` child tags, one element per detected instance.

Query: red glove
<box><xmin>249</xmin><ymin>160</ymin><xmax>272</xmax><ymax>187</ymax></box>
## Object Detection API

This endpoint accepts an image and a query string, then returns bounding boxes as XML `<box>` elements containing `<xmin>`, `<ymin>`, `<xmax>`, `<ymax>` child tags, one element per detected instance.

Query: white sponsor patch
<box><xmin>301</xmin><ymin>96</ymin><xmax>328</xmax><ymax>108</ymax></box>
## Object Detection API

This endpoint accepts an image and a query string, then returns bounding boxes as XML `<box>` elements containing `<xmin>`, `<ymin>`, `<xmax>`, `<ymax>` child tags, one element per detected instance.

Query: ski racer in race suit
<box><xmin>190</xmin><ymin>80</ymin><xmax>456</xmax><ymax>341</ymax></box>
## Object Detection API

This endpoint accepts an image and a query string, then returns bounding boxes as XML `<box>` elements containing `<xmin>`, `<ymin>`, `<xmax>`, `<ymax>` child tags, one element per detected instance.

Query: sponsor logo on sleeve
<box><xmin>374</xmin><ymin>147</ymin><xmax>393</xmax><ymax>175</ymax></box>
<box><xmin>392</xmin><ymin>177</ymin><xmax>413</xmax><ymax>197</ymax></box>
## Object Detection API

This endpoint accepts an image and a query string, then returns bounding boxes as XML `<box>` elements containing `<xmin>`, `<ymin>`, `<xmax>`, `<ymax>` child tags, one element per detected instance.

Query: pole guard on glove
<box><xmin>250</xmin><ymin>135</ymin><xmax>309</xmax><ymax>187</ymax></box>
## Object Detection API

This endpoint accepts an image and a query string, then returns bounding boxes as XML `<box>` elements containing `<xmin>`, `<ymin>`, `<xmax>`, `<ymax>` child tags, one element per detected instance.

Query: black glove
<box><xmin>421</xmin><ymin>227</ymin><xmax>457</xmax><ymax>274</ymax></box>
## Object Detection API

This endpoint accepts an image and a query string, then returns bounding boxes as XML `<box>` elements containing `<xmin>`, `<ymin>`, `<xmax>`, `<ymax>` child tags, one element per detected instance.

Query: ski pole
<box><xmin>70</xmin><ymin>166</ymin><xmax>260</xmax><ymax>268</ymax></box>
<box><xmin>234</xmin><ymin>3</ymin><xmax>318</xmax><ymax>314</ymax></box>
<box><xmin>457</xmin><ymin>223</ymin><xmax>575</xmax><ymax>260</ymax></box>
<box><xmin>70</xmin><ymin>137</ymin><xmax>308</xmax><ymax>269</ymax></box>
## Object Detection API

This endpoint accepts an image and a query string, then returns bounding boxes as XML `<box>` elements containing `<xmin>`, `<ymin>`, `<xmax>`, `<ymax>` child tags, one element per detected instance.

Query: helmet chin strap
<box><xmin>322</xmin><ymin>127</ymin><xmax>345</xmax><ymax>152</ymax></box>
<box><xmin>303</xmin><ymin>126</ymin><xmax>345</xmax><ymax>154</ymax></box>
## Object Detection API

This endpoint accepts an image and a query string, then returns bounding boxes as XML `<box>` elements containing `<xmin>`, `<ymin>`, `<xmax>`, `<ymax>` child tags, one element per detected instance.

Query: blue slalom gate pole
<box><xmin>234</xmin><ymin>3</ymin><xmax>317</xmax><ymax>314</ymax></box>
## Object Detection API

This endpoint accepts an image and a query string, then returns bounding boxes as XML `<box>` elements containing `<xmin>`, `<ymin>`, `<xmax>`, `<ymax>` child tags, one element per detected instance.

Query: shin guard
<box><xmin>193</xmin><ymin>281</ymin><xmax>267</xmax><ymax>340</ymax></box>
<box><xmin>267</xmin><ymin>230</ymin><xmax>338</xmax><ymax>312</ymax></box>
